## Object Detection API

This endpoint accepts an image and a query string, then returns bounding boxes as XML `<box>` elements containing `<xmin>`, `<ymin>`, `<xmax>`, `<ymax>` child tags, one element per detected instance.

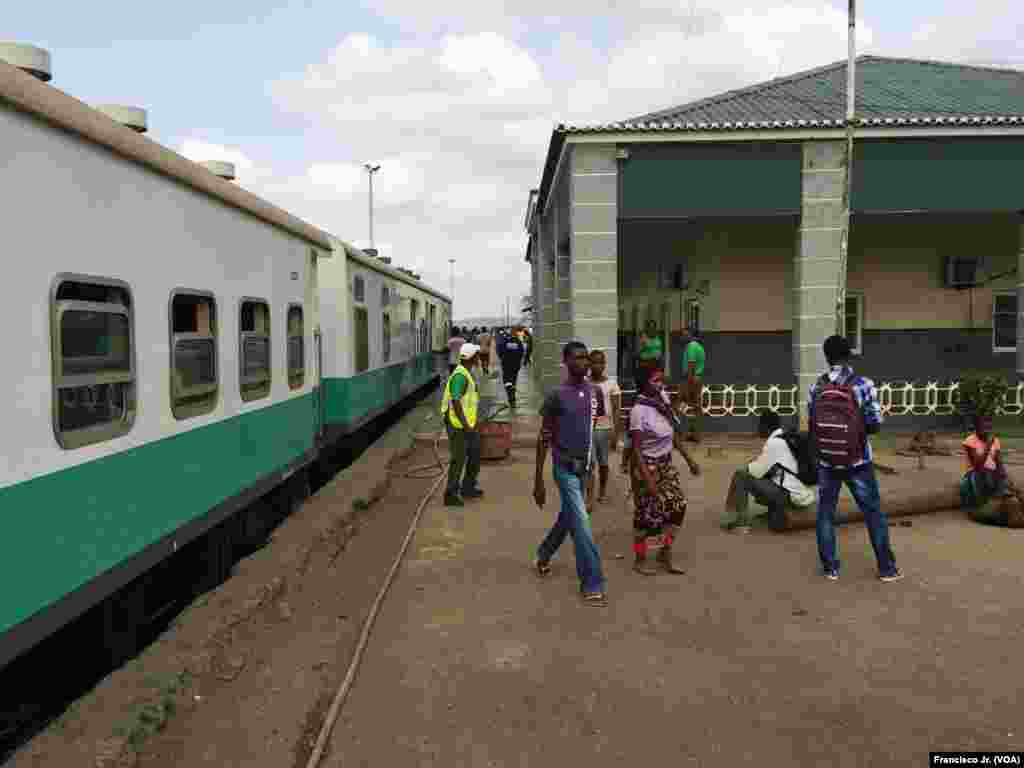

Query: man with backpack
<box><xmin>723</xmin><ymin>410</ymin><xmax>816</xmax><ymax>533</ymax></box>
<box><xmin>809</xmin><ymin>335</ymin><xmax>902</xmax><ymax>582</ymax></box>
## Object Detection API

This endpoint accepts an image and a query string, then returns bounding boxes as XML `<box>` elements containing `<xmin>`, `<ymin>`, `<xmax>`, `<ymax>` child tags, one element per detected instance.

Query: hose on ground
<box><xmin>304</xmin><ymin>467</ymin><xmax>448</xmax><ymax>768</ymax></box>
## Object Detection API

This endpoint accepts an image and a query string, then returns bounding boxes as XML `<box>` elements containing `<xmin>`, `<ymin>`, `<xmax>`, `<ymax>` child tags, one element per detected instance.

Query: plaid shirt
<box><xmin>808</xmin><ymin>365</ymin><xmax>883</xmax><ymax>467</ymax></box>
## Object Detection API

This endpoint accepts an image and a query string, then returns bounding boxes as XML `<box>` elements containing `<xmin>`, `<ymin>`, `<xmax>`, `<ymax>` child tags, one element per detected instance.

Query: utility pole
<box><xmin>363</xmin><ymin>163</ymin><xmax>380</xmax><ymax>254</ymax></box>
<box><xmin>837</xmin><ymin>0</ymin><xmax>856</xmax><ymax>338</ymax></box>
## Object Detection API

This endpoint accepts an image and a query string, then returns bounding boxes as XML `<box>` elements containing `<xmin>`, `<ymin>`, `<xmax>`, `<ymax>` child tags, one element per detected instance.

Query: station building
<box><xmin>524</xmin><ymin>56</ymin><xmax>1024</xmax><ymax>430</ymax></box>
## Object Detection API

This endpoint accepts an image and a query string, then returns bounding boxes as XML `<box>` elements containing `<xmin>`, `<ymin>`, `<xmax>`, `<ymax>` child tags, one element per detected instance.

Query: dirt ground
<box><xmin>11</xmin><ymin>390</ymin><xmax>1024</xmax><ymax>767</ymax></box>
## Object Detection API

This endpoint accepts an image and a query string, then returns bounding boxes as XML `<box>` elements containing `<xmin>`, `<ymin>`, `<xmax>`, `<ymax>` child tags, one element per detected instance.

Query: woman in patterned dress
<box><xmin>629</xmin><ymin>358</ymin><xmax>701</xmax><ymax>575</ymax></box>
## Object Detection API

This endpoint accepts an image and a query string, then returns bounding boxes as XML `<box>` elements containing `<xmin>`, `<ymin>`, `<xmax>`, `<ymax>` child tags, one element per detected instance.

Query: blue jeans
<box><xmin>537</xmin><ymin>464</ymin><xmax>606</xmax><ymax>594</ymax></box>
<box><xmin>816</xmin><ymin>463</ymin><xmax>897</xmax><ymax>575</ymax></box>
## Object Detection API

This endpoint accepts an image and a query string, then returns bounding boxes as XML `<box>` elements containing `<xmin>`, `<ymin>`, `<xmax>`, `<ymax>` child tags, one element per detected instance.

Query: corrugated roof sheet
<box><xmin>561</xmin><ymin>56</ymin><xmax>1024</xmax><ymax>134</ymax></box>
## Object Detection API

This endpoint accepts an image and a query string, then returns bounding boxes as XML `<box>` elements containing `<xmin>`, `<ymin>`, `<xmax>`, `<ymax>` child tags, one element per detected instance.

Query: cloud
<box><xmin>178</xmin><ymin>0</ymin><xmax>1024</xmax><ymax>318</ymax></box>
<box><xmin>901</xmin><ymin>0</ymin><xmax>1024</xmax><ymax>68</ymax></box>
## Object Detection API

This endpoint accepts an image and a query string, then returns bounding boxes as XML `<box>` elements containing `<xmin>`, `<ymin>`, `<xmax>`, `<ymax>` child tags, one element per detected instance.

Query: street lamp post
<box><xmin>363</xmin><ymin>163</ymin><xmax>380</xmax><ymax>253</ymax></box>
<box><xmin>448</xmin><ymin>257</ymin><xmax>455</xmax><ymax>307</ymax></box>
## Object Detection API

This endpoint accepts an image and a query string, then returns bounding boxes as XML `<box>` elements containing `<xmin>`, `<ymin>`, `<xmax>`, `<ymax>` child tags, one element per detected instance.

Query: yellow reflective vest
<box><xmin>441</xmin><ymin>363</ymin><xmax>479</xmax><ymax>429</ymax></box>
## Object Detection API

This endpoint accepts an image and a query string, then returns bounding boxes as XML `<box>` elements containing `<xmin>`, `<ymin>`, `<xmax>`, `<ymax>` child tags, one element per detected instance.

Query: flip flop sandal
<box><xmin>633</xmin><ymin>561</ymin><xmax>658</xmax><ymax>576</ymax></box>
<box><xmin>657</xmin><ymin>549</ymin><xmax>686</xmax><ymax>575</ymax></box>
<box><xmin>534</xmin><ymin>559</ymin><xmax>552</xmax><ymax>577</ymax></box>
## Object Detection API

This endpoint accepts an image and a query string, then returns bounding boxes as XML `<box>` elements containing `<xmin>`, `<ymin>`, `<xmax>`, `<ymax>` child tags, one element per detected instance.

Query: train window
<box><xmin>381</xmin><ymin>285</ymin><xmax>389</xmax><ymax>307</ymax></box>
<box><xmin>51</xmin><ymin>276</ymin><xmax>136</xmax><ymax>449</ymax></box>
<box><xmin>240</xmin><ymin>299</ymin><xmax>271</xmax><ymax>401</ymax></box>
<box><xmin>354</xmin><ymin>307</ymin><xmax>369</xmax><ymax>373</ymax></box>
<box><xmin>170</xmin><ymin>290</ymin><xmax>218</xmax><ymax>420</ymax></box>
<box><xmin>382</xmin><ymin>312</ymin><xmax>391</xmax><ymax>363</ymax></box>
<box><xmin>353</xmin><ymin>275</ymin><xmax>365</xmax><ymax>303</ymax></box>
<box><xmin>287</xmin><ymin>304</ymin><xmax>304</xmax><ymax>390</ymax></box>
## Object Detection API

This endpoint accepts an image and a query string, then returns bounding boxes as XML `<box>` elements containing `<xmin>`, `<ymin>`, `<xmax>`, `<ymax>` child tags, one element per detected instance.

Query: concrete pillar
<box><xmin>794</xmin><ymin>141</ymin><xmax>846</xmax><ymax>427</ymax></box>
<box><xmin>1018</xmin><ymin>213</ymin><xmax>1024</xmax><ymax>378</ymax></box>
<box><xmin>569</xmin><ymin>144</ymin><xmax>619</xmax><ymax>379</ymax></box>
<box><xmin>538</xmin><ymin>205</ymin><xmax>560</xmax><ymax>395</ymax></box>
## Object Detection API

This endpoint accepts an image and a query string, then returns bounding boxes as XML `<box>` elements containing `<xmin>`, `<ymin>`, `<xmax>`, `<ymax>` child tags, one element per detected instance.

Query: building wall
<box><xmin>619</xmin><ymin>213</ymin><xmax>1021</xmax><ymax>386</ymax></box>
<box><xmin>848</xmin><ymin>214</ymin><xmax>1019</xmax><ymax>329</ymax></box>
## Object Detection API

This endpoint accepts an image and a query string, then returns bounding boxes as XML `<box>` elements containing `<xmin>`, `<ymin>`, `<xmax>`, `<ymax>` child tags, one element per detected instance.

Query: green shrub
<box><xmin>955</xmin><ymin>374</ymin><xmax>1012</xmax><ymax>420</ymax></box>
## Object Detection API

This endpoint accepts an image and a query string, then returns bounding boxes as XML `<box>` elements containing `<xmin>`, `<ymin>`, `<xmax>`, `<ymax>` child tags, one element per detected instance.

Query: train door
<box><xmin>308</xmin><ymin>248</ymin><xmax>324</xmax><ymax>438</ymax></box>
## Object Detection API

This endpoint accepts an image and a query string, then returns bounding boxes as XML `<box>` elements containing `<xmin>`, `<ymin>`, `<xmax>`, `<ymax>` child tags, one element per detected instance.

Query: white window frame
<box><xmin>239</xmin><ymin>298</ymin><xmax>271</xmax><ymax>402</ymax></box>
<box><xmin>993</xmin><ymin>291</ymin><xmax>1017</xmax><ymax>353</ymax></box>
<box><xmin>50</xmin><ymin>274</ymin><xmax>136</xmax><ymax>449</ymax></box>
<box><xmin>169</xmin><ymin>288</ymin><xmax>218</xmax><ymax>420</ymax></box>
<box><xmin>844</xmin><ymin>292</ymin><xmax>864</xmax><ymax>355</ymax></box>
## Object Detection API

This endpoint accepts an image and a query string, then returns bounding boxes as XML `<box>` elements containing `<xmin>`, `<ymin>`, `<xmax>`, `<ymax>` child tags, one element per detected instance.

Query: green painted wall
<box><xmin>853</xmin><ymin>137</ymin><xmax>1024</xmax><ymax>213</ymax></box>
<box><xmin>323</xmin><ymin>352</ymin><xmax>438</xmax><ymax>429</ymax></box>
<box><xmin>620</xmin><ymin>142</ymin><xmax>803</xmax><ymax>219</ymax></box>
<box><xmin>0</xmin><ymin>393</ymin><xmax>316</xmax><ymax>636</ymax></box>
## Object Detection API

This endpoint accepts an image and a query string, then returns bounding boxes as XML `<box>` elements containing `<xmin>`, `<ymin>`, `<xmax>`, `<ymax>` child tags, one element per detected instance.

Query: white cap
<box><xmin>459</xmin><ymin>343</ymin><xmax>480</xmax><ymax>359</ymax></box>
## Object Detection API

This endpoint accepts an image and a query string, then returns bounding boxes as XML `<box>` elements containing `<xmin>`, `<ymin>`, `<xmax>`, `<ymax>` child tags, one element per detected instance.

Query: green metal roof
<box><xmin>561</xmin><ymin>56</ymin><xmax>1024</xmax><ymax>133</ymax></box>
<box><xmin>533</xmin><ymin>56</ymin><xmax>1024</xmax><ymax>220</ymax></box>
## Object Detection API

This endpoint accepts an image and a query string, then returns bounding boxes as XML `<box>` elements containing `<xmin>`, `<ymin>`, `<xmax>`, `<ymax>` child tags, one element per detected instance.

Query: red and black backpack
<box><xmin>811</xmin><ymin>374</ymin><xmax>866</xmax><ymax>467</ymax></box>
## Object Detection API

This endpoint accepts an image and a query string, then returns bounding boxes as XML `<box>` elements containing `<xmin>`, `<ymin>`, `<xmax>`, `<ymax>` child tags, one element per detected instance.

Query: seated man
<box><xmin>722</xmin><ymin>410</ymin><xmax>816</xmax><ymax>532</ymax></box>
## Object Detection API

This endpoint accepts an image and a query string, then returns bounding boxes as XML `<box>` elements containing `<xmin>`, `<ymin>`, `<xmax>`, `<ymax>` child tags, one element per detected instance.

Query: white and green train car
<box><xmin>318</xmin><ymin>238</ymin><xmax>451</xmax><ymax>443</ymax></box>
<box><xmin>0</xmin><ymin>52</ymin><xmax>447</xmax><ymax>690</ymax></box>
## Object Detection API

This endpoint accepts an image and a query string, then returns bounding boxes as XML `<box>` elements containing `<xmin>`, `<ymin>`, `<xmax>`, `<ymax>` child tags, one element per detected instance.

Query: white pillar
<box><xmin>794</xmin><ymin>141</ymin><xmax>846</xmax><ymax>427</ymax></box>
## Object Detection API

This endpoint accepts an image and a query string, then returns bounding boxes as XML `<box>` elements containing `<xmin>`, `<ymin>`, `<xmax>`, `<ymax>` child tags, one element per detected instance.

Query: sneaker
<box><xmin>824</xmin><ymin>568</ymin><xmax>839</xmax><ymax>581</ymax></box>
<box><xmin>462</xmin><ymin>487</ymin><xmax>484</xmax><ymax>499</ymax></box>
<box><xmin>734</xmin><ymin>526</ymin><xmax>752</xmax><ymax>535</ymax></box>
<box><xmin>879</xmin><ymin>568</ymin><xmax>904</xmax><ymax>582</ymax></box>
<box><xmin>443</xmin><ymin>494</ymin><xmax>464</xmax><ymax>507</ymax></box>
<box><xmin>534</xmin><ymin>558</ymin><xmax>551</xmax><ymax>577</ymax></box>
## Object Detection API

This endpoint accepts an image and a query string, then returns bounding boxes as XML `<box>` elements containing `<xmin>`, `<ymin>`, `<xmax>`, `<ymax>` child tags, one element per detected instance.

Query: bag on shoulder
<box><xmin>778</xmin><ymin>429</ymin><xmax>818</xmax><ymax>486</ymax></box>
<box><xmin>810</xmin><ymin>374</ymin><xmax>866</xmax><ymax>466</ymax></box>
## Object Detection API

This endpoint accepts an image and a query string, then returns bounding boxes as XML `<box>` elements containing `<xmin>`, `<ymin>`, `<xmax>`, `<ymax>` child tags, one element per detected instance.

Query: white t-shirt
<box><xmin>590</xmin><ymin>378</ymin><xmax>621</xmax><ymax>431</ymax></box>
<box><xmin>747</xmin><ymin>429</ymin><xmax>816</xmax><ymax>507</ymax></box>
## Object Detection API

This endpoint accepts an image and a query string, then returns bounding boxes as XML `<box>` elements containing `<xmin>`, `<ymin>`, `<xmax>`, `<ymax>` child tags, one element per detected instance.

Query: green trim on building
<box><xmin>620</xmin><ymin>142</ymin><xmax>803</xmax><ymax>219</ymax></box>
<box><xmin>323</xmin><ymin>352</ymin><xmax>438</xmax><ymax>429</ymax></box>
<box><xmin>853</xmin><ymin>137</ymin><xmax>1024</xmax><ymax>213</ymax></box>
<box><xmin>0</xmin><ymin>393</ymin><xmax>316</xmax><ymax>636</ymax></box>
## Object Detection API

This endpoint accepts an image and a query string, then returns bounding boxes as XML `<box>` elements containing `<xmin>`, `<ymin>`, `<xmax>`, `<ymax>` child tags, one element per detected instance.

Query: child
<box><xmin>587</xmin><ymin>350</ymin><xmax>621</xmax><ymax>506</ymax></box>
<box><xmin>961</xmin><ymin>414</ymin><xmax>1010</xmax><ymax>507</ymax></box>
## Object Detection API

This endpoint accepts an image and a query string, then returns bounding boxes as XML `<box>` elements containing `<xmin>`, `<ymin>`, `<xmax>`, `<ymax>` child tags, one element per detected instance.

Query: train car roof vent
<box><xmin>0</xmin><ymin>42</ymin><xmax>52</xmax><ymax>81</ymax></box>
<box><xmin>199</xmin><ymin>160</ymin><xmax>236</xmax><ymax>181</ymax></box>
<box><xmin>94</xmin><ymin>104</ymin><xmax>148</xmax><ymax>133</ymax></box>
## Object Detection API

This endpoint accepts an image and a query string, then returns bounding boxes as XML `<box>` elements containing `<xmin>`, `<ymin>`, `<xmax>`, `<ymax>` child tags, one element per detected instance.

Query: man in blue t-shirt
<box><xmin>532</xmin><ymin>341</ymin><xmax>607</xmax><ymax>606</ymax></box>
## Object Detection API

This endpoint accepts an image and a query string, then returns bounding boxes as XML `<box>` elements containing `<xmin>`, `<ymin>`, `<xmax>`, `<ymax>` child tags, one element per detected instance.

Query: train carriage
<box><xmin>317</xmin><ymin>239</ymin><xmax>451</xmax><ymax>444</ymax></box>
<box><xmin>0</xmin><ymin>50</ymin><xmax>451</xmax><ymax>719</ymax></box>
<box><xmin>0</xmin><ymin>59</ymin><xmax>331</xmax><ymax>675</ymax></box>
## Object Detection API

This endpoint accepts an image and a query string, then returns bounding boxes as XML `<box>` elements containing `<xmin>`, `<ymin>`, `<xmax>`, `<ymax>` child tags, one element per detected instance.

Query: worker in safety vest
<box><xmin>440</xmin><ymin>343</ymin><xmax>484</xmax><ymax>507</ymax></box>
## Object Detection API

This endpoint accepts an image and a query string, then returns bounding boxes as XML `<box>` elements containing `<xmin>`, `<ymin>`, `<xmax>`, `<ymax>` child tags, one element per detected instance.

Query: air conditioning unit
<box><xmin>945</xmin><ymin>255</ymin><xmax>980</xmax><ymax>289</ymax></box>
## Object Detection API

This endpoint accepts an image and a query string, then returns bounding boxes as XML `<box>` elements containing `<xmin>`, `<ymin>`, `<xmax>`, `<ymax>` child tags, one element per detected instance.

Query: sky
<box><xmin>6</xmin><ymin>1</ymin><xmax>1024</xmax><ymax>318</ymax></box>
